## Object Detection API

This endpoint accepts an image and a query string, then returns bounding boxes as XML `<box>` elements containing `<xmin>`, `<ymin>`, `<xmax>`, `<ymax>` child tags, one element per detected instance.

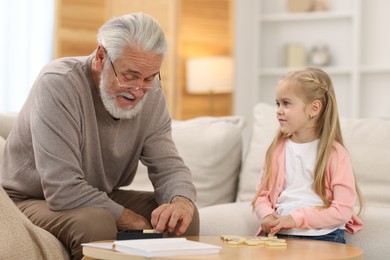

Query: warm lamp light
<box><xmin>186</xmin><ymin>56</ymin><xmax>233</xmax><ymax>115</ymax></box>
<box><xmin>186</xmin><ymin>56</ymin><xmax>233</xmax><ymax>94</ymax></box>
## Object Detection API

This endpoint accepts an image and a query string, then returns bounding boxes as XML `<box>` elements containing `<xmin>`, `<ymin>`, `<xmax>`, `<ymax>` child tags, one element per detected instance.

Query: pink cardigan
<box><xmin>253</xmin><ymin>139</ymin><xmax>363</xmax><ymax>235</ymax></box>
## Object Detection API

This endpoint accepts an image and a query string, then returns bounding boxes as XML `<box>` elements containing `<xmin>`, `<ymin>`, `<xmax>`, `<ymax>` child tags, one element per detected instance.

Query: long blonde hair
<box><xmin>252</xmin><ymin>67</ymin><xmax>363</xmax><ymax>215</ymax></box>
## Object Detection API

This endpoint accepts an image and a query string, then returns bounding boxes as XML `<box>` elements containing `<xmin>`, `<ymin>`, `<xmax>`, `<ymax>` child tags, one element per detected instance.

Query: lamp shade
<box><xmin>186</xmin><ymin>56</ymin><xmax>233</xmax><ymax>94</ymax></box>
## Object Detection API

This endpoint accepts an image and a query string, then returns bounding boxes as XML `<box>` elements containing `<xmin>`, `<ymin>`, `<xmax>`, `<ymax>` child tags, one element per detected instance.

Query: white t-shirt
<box><xmin>276</xmin><ymin>139</ymin><xmax>342</xmax><ymax>236</ymax></box>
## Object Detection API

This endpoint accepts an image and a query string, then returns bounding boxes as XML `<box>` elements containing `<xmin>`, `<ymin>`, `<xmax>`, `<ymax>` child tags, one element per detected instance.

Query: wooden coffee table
<box><xmin>82</xmin><ymin>236</ymin><xmax>363</xmax><ymax>260</ymax></box>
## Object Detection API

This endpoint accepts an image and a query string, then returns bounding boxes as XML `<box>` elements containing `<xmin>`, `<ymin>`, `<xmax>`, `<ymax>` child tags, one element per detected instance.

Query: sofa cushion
<box><xmin>0</xmin><ymin>112</ymin><xmax>17</xmax><ymax>164</ymax></box>
<box><xmin>130</xmin><ymin>116</ymin><xmax>246</xmax><ymax>208</ymax></box>
<box><xmin>199</xmin><ymin>202</ymin><xmax>258</xmax><ymax>236</ymax></box>
<box><xmin>0</xmin><ymin>112</ymin><xmax>18</xmax><ymax>139</ymax></box>
<box><xmin>236</xmin><ymin>103</ymin><xmax>278</xmax><ymax>202</ymax></box>
<box><xmin>341</xmin><ymin>118</ymin><xmax>390</xmax><ymax>207</ymax></box>
<box><xmin>0</xmin><ymin>136</ymin><xmax>5</xmax><ymax>164</ymax></box>
<box><xmin>345</xmin><ymin>206</ymin><xmax>390</xmax><ymax>259</ymax></box>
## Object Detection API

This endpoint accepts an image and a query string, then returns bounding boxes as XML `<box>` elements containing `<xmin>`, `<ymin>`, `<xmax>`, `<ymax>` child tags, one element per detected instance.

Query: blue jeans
<box><xmin>271</xmin><ymin>229</ymin><xmax>346</xmax><ymax>244</ymax></box>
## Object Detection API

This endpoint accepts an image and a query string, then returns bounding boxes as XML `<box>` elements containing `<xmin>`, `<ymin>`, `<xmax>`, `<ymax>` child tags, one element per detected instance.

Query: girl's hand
<box><xmin>261</xmin><ymin>213</ymin><xmax>278</xmax><ymax>234</ymax></box>
<box><xmin>268</xmin><ymin>215</ymin><xmax>296</xmax><ymax>237</ymax></box>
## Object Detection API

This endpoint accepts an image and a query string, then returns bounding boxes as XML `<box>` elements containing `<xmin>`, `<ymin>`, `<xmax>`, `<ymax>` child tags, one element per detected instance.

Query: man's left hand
<box><xmin>151</xmin><ymin>196</ymin><xmax>194</xmax><ymax>235</ymax></box>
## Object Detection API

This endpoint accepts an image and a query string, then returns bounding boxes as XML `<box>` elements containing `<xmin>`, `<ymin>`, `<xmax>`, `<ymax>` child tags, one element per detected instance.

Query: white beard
<box><xmin>99</xmin><ymin>68</ymin><xmax>147</xmax><ymax>119</ymax></box>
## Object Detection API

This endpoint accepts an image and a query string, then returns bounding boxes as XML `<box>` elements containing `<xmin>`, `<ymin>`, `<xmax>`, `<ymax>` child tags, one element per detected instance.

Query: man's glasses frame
<box><xmin>103</xmin><ymin>47</ymin><xmax>162</xmax><ymax>91</ymax></box>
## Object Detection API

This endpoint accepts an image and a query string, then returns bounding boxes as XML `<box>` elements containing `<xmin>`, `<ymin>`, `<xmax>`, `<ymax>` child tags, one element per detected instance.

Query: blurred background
<box><xmin>1</xmin><ymin>0</ymin><xmax>389</xmax><ymax>125</ymax></box>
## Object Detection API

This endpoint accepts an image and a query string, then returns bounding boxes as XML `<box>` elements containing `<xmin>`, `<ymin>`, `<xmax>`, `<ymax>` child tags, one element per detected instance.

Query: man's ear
<box><xmin>311</xmin><ymin>99</ymin><xmax>322</xmax><ymax>117</ymax></box>
<box><xmin>95</xmin><ymin>45</ymin><xmax>106</xmax><ymax>69</ymax></box>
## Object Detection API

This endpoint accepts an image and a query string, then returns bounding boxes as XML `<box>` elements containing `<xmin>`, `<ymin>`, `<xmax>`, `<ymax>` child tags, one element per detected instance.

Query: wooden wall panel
<box><xmin>54</xmin><ymin>0</ymin><xmax>109</xmax><ymax>58</ymax></box>
<box><xmin>54</xmin><ymin>0</ymin><xmax>233</xmax><ymax>119</ymax></box>
<box><xmin>177</xmin><ymin>0</ymin><xmax>233</xmax><ymax>119</ymax></box>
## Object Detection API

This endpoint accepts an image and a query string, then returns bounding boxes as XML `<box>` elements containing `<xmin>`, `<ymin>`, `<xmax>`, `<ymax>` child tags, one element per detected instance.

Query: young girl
<box><xmin>252</xmin><ymin>67</ymin><xmax>363</xmax><ymax>243</ymax></box>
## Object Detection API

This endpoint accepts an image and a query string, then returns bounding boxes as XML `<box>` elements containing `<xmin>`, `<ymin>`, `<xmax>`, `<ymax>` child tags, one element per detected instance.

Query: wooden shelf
<box><xmin>254</xmin><ymin>0</ymin><xmax>361</xmax><ymax>118</ymax></box>
<box><xmin>359</xmin><ymin>65</ymin><xmax>390</xmax><ymax>74</ymax></box>
<box><xmin>235</xmin><ymin>0</ymin><xmax>390</xmax><ymax>144</ymax></box>
<box><xmin>258</xmin><ymin>66</ymin><xmax>352</xmax><ymax>76</ymax></box>
<box><xmin>259</xmin><ymin>11</ymin><xmax>353</xmax><ymax>22</ymax></box>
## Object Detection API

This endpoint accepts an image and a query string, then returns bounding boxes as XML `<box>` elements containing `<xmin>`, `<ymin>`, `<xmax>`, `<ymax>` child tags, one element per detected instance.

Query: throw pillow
<box><xmin>236</xmin><ymin>102</ymin><xmax>278</xmax><ymax>202</ymax></box>
<box><xmin>0</xmin><ymin>186</ymin><xmax>70</xmax><ymax>259</ymax></box>
<box><xmin>341</xmin><ymin>117</ymin><xmax>390</xmax><ymax>207</ymax></box>
<box><xmin>130</xmin><ymin>116</ymin><xmax>246</xmax><ymax>208</ymax></box>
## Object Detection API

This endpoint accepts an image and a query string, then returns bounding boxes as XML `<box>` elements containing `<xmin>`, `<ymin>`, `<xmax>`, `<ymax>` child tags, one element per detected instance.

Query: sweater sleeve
<box><xmin>253</xmin><ymin>141</ymin><xmax>287</xmax><ymax>221</ymax></box>
<box><xmin>289</xmin><ymin>144</ymin><xmax>358</xmax><ymax>230</ymax></box>
<box><xmin>253</xmin><ymin>164</ymin><xmax>276</xmax><ymax>220</ymax></box>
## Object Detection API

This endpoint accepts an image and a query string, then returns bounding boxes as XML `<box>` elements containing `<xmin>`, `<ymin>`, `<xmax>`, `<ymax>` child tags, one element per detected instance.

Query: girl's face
<box><xmin>275</xmin><ymin>80</ymin><xmax>317</xmax><ymax>143</ymax></box>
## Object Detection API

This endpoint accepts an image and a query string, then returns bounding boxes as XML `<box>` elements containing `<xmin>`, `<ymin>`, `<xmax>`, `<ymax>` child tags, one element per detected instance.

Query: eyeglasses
<box><xmin>104</xmin><ymin>48</ymin><xmax>162</xmax><ymax>92</ymax></box>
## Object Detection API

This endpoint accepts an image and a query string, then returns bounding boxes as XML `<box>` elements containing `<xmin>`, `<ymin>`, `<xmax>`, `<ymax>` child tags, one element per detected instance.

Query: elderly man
<box><xmin>0</xmin><ymin>12</ymin><xmax>198</xmax><ymax>260</ymax></box>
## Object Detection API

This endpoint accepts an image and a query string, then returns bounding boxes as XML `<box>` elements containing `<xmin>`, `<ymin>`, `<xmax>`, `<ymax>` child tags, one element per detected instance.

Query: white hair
<box><xmin>97</xmin><ymin>12</ymin><xmax>167</xmax><ymax>61</ymax></box>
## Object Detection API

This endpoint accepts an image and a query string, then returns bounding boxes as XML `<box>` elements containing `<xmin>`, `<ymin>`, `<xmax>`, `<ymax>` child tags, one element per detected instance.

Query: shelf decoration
<box><xmin>286</xmin><ymin>0</ymin><xmax>328</xmax><ymax>13</ymax></box>
<box><xmin>285</xmin><ymin>44</ymin><xmax>306</xmax><ymax>68</ymax></box>
<box><xmin>308</xmin><ymin>44</ymin><xmax>331</xmax><ymax>66</ymax></box>
<box><xmin>313</xmin><ymin>0</ymin><xmax>328</xmax><ymax>11</ymax></box>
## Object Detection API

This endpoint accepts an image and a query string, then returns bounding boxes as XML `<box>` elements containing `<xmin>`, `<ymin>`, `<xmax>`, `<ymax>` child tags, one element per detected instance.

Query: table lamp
<box><xmin>186</xmin><ymin>56</ymin><xmax>233</xmax><ymax>115</ymax></box>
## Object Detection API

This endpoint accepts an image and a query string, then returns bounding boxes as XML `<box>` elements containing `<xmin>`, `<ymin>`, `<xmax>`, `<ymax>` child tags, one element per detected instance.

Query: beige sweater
<box><xmin>0</xmin><ymin>54</ymin><xmax>196</xmax><ymax>219</ymax></box>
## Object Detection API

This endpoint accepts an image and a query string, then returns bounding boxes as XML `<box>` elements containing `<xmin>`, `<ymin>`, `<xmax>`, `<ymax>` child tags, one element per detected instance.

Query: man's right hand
<box><xmin>116</xmin><ymin>208</ymin><xmax>153</xmax><ymax>231</ymax></box>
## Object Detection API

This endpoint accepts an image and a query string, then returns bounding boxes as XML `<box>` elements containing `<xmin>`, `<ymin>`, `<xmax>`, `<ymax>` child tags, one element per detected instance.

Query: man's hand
<box><xmin>151</xmin><ymin>196</ymin><xmax>195</xmax><ymax>236</ymax></box>
<box><xmin>116</xmin><ymin>208</ymin><xmax>153</xmax><ymax>231</ymax></box>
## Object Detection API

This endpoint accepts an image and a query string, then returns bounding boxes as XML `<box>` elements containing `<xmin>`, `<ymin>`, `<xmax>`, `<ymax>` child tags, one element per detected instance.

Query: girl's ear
<box><xmin>310</xmin><ymin>99</ymin><xmax>322</xmax><ymax>117</ymax></box>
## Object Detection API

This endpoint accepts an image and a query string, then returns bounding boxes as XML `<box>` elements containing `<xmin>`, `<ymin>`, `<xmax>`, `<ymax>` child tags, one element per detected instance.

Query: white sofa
<box><xmin>2</xmin><ymin>102</ymin><xmax>390</xmax><ymax>259</ymax></box>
